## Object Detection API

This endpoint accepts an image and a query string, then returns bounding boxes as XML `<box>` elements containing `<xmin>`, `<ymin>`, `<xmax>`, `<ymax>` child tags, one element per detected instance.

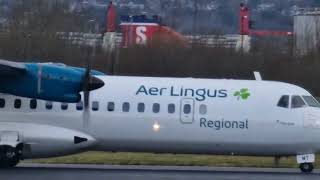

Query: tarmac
<box><xmin>0</xmin><ymin>164</ymin><xmax>319</xmax><ymax>180</ymax></box>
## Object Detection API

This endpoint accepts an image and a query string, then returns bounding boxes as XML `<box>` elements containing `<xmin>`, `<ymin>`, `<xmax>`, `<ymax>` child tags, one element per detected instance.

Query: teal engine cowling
<box><xmin>0</xmin><ymin>63</ymin><xmax>105</xmax><ymax>102</ymax></box>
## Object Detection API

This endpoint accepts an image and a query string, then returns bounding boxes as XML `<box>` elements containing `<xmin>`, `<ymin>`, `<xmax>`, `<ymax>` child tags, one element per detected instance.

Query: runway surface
<box><xmin>0</xmin><ymin>164</ymin><xmax>320</xmax><ymax>180</ymax></box>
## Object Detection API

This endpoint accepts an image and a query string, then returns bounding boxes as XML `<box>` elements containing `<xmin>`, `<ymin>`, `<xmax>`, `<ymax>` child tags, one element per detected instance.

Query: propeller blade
<box><xmin>82</xmin><ymin>45</ymin><xmax>92</xmax><ymax>130</ymax></box>
<box><xmin>83</xmin><ymin>48</ymin><xmax>91</xmax><ymax>110</ymax></box>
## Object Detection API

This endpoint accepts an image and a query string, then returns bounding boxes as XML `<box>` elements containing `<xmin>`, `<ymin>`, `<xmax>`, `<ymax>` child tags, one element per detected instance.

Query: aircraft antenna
<box><xmin>254</xmin><ymin>71</ymin><xmax>262</xmax><ymax>81</ymax></box>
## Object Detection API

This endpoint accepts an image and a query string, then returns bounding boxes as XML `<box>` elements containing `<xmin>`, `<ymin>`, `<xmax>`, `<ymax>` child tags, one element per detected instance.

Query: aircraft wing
<box><xmin>0</xmin><ymin>59</ymin><xmax>26</xmax><ymax>77</ymax></box>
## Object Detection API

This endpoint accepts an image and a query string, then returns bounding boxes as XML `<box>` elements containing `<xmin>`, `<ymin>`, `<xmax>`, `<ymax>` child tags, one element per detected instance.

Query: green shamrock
<box><xmin>234</xmin><ymin>88</ymin><xmax>250</xmax><ymax>100</ymax></box>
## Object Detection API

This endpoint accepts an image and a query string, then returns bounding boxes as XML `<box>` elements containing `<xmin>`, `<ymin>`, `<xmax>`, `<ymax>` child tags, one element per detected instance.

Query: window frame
<box><xmin>291</xmin><ymin>95</ymin><xmax>306</xmax><ymax>109</ymax></box>
<box><xmin>61</xmin><ymin>103</ymin><xmax>68</xmax><ymax>110</ymax></box>
<box><xmin>14</xmin><ymin>99</ymin><xmax>22</xmax><ymax>109</ymax></box>
<box><xmin>30</xmin><ymin>99</ymin><xmax>37</xmax><ymax>110</ymax></box>
<box><xmin>168</xmin><ymin>103</ymin><xmax>175</xmax><ymax>114</ymax></box>
<box><xmin>199</xmin><ymin>104</ymin><xmax>207</xmax><ymax>115</ymax></box>
<box><xmin>122</xmin><ymin>102</ymin><xmax>130</xmax><ymax>112</ymax></box>
<box><xmin>46</xmin><ymin>101</ymin><xmax>53</xmax><ymax>110</ymax></box>
<box><xmin>92</xmin><ymin>101</ymin><xmax>99</xmax><ymax>111</ymax></box>
<box><xmin>107</xmin><ymin>102</ymin><xmax>115</xmax><ymax>112</ymax></box>
<box><xmin>0</xmin><ymin>98</ymin><xmax>5</xmax><ymax>108</ymax></box>
<box><xmin>183</xmin><ymin>104</ymin><xmax>192</xmax><ymax>114</ymax></box>
<box><xmin>277</xmin><ymin>95</ymin><xmax>290</xmax><ymax>108</ymax></box>
<box><xmin>152</xmin><ymin>103</ymin><xmax>160</xmax><ymax>113</ymax></box>
<box><xmin>302</xmin><ymin>96</ymin><xmax>320</xmax><ymax>108</ymax></box>
<box><xmin>76</xmin><ymin>101</ymin><xmax>84</xmax><ymax>111</ymax></box>
<box><xmin>137</xmin><ymin>103</ymin><xmax>145</xmax><ymax>113</ymax></box>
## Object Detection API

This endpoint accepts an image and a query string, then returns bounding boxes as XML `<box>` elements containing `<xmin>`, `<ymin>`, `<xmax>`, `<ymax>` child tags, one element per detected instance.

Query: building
<box><xmin>294</xmin><ymin>8</ymin><xmax>320</xmax><ymax>55</ymax></box>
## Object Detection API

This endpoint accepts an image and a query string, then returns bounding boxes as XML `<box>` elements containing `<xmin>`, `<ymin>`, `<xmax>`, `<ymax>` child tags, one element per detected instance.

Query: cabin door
<box><xmin>180</xmin><ymin>98</ymin><xmax>195</xmax><ymax>124</ymax></box>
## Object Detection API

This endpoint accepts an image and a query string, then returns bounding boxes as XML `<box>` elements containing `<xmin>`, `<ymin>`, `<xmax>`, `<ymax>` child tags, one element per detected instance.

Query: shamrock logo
<box><xmin>234</xmin><ymin>88</ymin><xmax>250</xmax><ymax>100</ymax></box>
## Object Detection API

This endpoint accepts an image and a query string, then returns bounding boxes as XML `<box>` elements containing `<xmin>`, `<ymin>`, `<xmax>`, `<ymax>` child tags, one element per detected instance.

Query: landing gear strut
<box><xmin>300</xmin><ymin>163</ymin><xmax>314</xmax><ymax>173</ymax></box>
<box><xmin>0</xmin><ymin>145</ymin><xmax>21</xmax><ymax>168</ymax></box>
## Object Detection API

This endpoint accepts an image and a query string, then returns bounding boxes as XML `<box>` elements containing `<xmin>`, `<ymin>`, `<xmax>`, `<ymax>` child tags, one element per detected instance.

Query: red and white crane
<box><xmin>239</xmin><ymin>3</ymin><xmax>293</xmax><ymax>36</ymax></box>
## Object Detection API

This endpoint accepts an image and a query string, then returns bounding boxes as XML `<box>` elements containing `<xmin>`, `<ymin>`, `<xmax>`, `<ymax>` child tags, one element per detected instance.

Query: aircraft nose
<box><xmin>88</xmin><ymin>76</ymin><xmax>104</xmax><ymax>91</ymax></box>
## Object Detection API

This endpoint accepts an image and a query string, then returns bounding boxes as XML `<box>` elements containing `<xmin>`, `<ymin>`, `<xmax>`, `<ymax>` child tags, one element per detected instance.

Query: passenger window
<box><xmin>138</xmin><ymin>103</ymin><xmax>145</xmax><ymax>113</ymax></box>
<box><xmin>277</xmin><ymin>95</ymin><xmax>289</xmax><ymax>108</ymax></box>
<box><xmin>46</xmin><ymin>101</ymin><xmax>53</xmax><ymax>110</ymax></box>
<box><xmin>92</xmin><ymin>101</ymin><xmax>99</xmax><ymax>111</ymax></box>
<box><xmin>291</xmin><ymin>96</ymin><xmax>306</xmax><ymax>109</ymax></box>
<box><xmin>61</xmin><ymin>103</ymin><xmax>68</xmax><ymax>110</ymax></box>
<box><xmin>14</xmin><ymin>99</ymin><xmax>21</xmax><ymax>109</ymax></box>
<box><xmin>76</xmin><ymin>101</ymin><xmax>83</xmax><ymax>111</ymax></box>
<box><xmin>122</xmin><ymin>102</ymin><xmax>130</xmax><ymax>112</ymax></box>
<box><xmin>0</xmin><ymin>98</ymin><xmax>5</xmax><ymax>108</ymax></box>
<box><xmin>153</xmin><ymin>103</ymin><xmax>160</xmax><ymax>113</ymax></box>
<box><xmin>199</xmin><ymin>104</ymin><xmax>207</xmax><ymax>115</ymax></box>
<box><xmin>168</xmin><ymin>104</ymin><xmax>175</xmax><ymax>114</ymax></box>
<box><xmin>108</xmin><ymin>102</ymin><xmax>115</xmax><ymax>112</ymax></box>
<box><xmin>184</xmin><ymin>104</ymin><xmax>191</xmax><ymax>114</ymax></box>
<box><xmin>30</xmin><ymin>99</ymin><xmax>37</xmax><ymax>109</ymax></box>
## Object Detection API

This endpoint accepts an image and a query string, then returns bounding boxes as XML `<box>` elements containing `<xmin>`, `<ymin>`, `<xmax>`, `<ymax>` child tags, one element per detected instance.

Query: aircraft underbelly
<box><xmin>94</xmin><ymin>140</ymin><xmax>310</xmax><ymax>156</ymax></box>
<box><xmin>90</xmin><ymin>115</ymin><xmax>317</xmax><ymax>156</ymax></box>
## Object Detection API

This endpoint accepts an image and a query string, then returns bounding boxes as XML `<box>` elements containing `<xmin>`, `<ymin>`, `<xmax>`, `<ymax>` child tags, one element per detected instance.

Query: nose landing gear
<box><xmin>299</xmin><ymin>163</ymin><xmax>314</xmax><ymax>173</ymax></box>
<box><xmin>297</xmin><ymin>154</ymin><xmax>315</xmax><ymax>173</ymax></box>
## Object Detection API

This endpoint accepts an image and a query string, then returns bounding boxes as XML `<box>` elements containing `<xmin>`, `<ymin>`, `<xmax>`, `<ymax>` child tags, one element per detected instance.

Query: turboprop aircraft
<box><xmin>0</xmin><ymin>60</ymin><xmax>319</xmax><ymax>173</ymax></box>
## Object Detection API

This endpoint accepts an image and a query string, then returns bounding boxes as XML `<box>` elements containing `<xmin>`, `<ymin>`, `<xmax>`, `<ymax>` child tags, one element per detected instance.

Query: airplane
<box><xmin>0</xmin><ymin>59</ymin><xmax>319</xmax><ymax>173</ymax></box>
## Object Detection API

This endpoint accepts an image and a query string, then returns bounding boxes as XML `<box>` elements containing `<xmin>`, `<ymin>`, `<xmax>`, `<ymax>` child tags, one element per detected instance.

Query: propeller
<box><xmin>82</xmin><ymin>48</ymin><xmax>91</xmax><ymax>130</ymax></box>
<box><xmin>81</xmin><ymin>20</ymin><xmax>105</xmax><ymax>130</ymax></box>
<box><xmin>83</xmin><ymin>52</ymin><xmax>91</xmax><ymax>110</ymax></box>
<box><xmin>81</xmin><ymin>41</ymin><xmax>105</xmax><ymax>130</ymax></box>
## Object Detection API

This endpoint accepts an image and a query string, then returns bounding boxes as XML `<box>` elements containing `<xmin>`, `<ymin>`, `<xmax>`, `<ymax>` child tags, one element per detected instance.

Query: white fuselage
<box><xmin>0</xmin><ymin>76</ymin><xmax>320</xmax><ymax>159</ymax></box>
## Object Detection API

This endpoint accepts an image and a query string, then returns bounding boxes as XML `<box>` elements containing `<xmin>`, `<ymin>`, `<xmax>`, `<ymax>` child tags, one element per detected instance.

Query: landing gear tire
<box><xmin>299</xmin><ymin>163</ymin><xmax>314</xmax><ymax>173</ymax></box>
<box><xmin>0</xmin><ymin>145</ymin><xmax>20</xmax><ymax>168</ymax></box>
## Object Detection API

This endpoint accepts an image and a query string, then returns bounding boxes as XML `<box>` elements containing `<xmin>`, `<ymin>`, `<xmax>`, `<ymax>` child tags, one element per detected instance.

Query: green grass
<box><xmin>25</xmin><ymin>152</ymin><xmax>306</xmax><ymax>168</ymax></box>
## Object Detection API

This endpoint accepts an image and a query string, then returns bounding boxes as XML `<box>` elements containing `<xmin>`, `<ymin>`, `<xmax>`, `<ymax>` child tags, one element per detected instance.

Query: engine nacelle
<box><xmin>0</xmin><ymin>122</ymin><xmax>97</xmax><ymax>159</ymax></box>
<box><xmin>0</xmin><ymin>63</ymin><xmax>104</xmax><ymax>103</ymax></box>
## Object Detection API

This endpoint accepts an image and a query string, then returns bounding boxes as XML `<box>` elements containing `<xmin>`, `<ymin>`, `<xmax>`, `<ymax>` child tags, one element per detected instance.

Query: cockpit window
<box><xmin>291</xmin><ymin>96</ymin><xmax>306</xmax><ymax>109</ymax></box>
<box><xmin>302</xmin><ymin>96</ymin><xmax>320</xmax><ymax>108</ymax></box>
<box><xmin>277</xmin><ymin>95</ymin><xmax>289</xmax><ymax>108</ymax></box>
